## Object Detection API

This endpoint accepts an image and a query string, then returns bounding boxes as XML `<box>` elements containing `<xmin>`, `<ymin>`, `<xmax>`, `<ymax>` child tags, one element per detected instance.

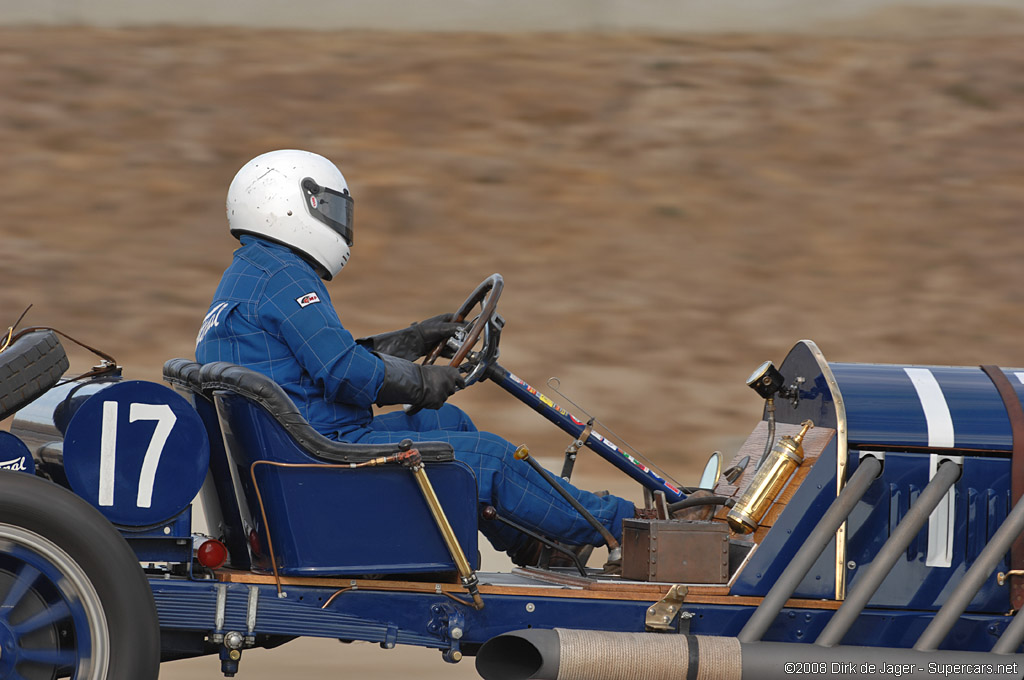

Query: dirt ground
<box><xmin>0</xmin><ymin>14</ymin><xmax>1023</xmax><ymax>678</ymax></box>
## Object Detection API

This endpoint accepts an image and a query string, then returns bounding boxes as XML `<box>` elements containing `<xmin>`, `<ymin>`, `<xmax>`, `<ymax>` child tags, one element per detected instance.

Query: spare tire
<box><xmin>0</xmin><ymin>330</ymin><xmax>69</xmax><ymax>420</ymax></box>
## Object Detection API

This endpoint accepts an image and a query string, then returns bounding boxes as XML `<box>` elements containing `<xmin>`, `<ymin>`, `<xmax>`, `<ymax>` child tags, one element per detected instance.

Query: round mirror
<box><xmin>697</xmin><ymin>451</ymin><xmax>722</xmax><ymax>490</ymax></box>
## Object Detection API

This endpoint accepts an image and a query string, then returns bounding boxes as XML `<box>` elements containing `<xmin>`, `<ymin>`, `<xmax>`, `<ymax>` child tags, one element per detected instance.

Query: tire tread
<box><xmin>0</xmin><ymin>330</ymin><xmax>69</xmax><ymax>420</ymax></box>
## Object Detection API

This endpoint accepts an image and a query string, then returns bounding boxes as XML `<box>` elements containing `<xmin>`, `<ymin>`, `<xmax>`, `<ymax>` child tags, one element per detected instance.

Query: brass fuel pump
<box><xmin>726</xmin><ymin>419</ymin><xmax>813</xmax><ymax>534</ymax></box>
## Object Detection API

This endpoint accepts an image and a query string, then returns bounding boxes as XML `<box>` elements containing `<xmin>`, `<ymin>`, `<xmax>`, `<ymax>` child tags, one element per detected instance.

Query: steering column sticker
<box><xmin>509</xmin><ymin>373</ymin><xmax>585</xmax><ymax>424</ymax></box>
<box><xmin>508</xmin><ymin>371</ymin><xmax>680</xmax><ymax>494</ymax></box>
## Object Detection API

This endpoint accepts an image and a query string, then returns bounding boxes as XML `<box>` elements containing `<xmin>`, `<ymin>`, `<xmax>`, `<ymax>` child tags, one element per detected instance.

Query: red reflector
<box><xmin>248</xmin><ymin>529</ymin><xmax>262</xmax><ymax>557</ymax></box>
<box><xmin>197</xmin><ymin>539</ymin><xmax>228</xmax><ymax>569</ymax></box>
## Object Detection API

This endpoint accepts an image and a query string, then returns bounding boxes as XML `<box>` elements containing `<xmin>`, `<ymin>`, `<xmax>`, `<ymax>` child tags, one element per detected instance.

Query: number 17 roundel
<box><xmin>62</xmin><ymin>380</ymin><xmax>210</xmax><ymax>527</ymax></box>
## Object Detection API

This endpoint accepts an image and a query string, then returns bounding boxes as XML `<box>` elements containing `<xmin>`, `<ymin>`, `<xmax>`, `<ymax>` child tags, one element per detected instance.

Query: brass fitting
<box><xmin>727</xmin><ymin>420</ymin><xmax>813</xmax><ymax>534</ymax></box>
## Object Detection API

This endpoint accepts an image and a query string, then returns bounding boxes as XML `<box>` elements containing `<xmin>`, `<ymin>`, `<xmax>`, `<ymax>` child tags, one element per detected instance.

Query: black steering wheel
<box><xmin>423</xmin><ymin>273</ymin><xmax>504</xmax><ymax>387</ymax></box>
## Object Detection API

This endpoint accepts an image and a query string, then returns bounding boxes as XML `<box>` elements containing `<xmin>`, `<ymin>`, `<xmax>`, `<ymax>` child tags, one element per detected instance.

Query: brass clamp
<box><xmin>566</xmin><ymin>419</ymin><xmax>594</xmax><ymax>456</ymax></box>
<box><xmin>645</xmin><ymin>584</ymin><xmax>689</xmax><ymax>631</ymax></box>
<box><xmin>997</xmin><ymin>570</ymin><xmax>1024</xmax><ymax>587</ymax></box>
<box><xmin>560</xmin><ymin>418</ymin><xmax>594</xmax><ymax>482</ymax></box>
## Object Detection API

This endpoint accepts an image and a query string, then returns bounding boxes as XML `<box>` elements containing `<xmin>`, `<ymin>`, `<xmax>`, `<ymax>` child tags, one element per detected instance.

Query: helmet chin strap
<box><xmin>304</xmin><ymin>253</ymin><xmax>336</xmax><ymax>281</ymax></box>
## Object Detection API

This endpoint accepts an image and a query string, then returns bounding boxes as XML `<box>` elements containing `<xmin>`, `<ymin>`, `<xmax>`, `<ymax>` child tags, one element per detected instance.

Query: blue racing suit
<box><xmin>196</xmin><ymin>236</ymin><xmax>634</xmax><ymax>553</ymax></box>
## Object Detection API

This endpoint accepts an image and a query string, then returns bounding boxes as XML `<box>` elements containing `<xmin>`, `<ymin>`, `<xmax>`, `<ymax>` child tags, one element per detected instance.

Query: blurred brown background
<box><xmin>0</xmin><ymin>9</ymin><xmax>1022</xmax><ymax>677</ymax></box>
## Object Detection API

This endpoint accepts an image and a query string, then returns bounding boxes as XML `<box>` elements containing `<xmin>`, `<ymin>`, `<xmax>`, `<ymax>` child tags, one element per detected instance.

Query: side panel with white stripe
<box><xmin>903</xmin><ymin>368</ymin><xmax>956</xmax><ymax>568</ymax></box>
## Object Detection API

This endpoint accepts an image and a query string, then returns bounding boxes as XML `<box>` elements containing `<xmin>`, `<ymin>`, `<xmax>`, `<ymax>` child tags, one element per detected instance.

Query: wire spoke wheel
<box><xmin>0</xmin><ymin>471</ymin><xmax>160</xmax><ymax>680</ymax></box>
<box><xmin>0</xmin><ymin>525</ymin><xmax>109</xmax><ymax>680</ymax></box>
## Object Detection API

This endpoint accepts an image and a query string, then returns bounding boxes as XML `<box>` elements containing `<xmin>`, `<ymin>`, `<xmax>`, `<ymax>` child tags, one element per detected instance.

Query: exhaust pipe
<box><xmin>476</xmin><ymin>628</ymin><xmax>1024</xmax><ymax>680</ymax></box>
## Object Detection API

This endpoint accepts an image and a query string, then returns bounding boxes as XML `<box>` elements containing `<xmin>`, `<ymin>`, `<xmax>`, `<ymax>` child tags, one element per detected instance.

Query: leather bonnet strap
<box><xmin>981</xmin><ymin>364</ymin><xmax>1024</xmax><ymax>610</ymax></box>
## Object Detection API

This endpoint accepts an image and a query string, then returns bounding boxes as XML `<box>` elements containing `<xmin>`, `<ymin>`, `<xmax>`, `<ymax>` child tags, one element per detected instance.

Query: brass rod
<box><xmin>408</xmin><ymin>461</ymin><xmax>485</xmax><ymax>609</ymax></box>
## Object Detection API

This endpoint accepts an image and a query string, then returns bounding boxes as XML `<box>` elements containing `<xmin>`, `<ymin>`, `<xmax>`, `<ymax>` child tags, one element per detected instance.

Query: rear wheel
<box><xmin>0</xmin><ymin>471</ymin><xmax>160</xmax><ymax>679</ymax></box>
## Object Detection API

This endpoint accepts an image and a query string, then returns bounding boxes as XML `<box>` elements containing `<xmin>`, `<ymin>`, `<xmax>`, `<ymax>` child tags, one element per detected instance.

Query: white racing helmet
<box><xmin>227</xmin><ymin>149</ymin><xmax>354</xmax><ymax>280</ymax></box>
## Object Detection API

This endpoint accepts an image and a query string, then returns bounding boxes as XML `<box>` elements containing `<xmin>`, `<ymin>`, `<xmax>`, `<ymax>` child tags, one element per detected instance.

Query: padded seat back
<box><xmin>163</xmin><ymin>358</ymin><xmax>251</xmax><ymax>570</ymax></box>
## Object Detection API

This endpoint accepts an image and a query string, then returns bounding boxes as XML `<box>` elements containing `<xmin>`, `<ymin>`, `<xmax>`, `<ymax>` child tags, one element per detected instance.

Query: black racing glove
<box><xmin>419</xmin><ymin>364</ymin><xmax>466</xmax><ymax>410</ymax></box>
<box><xmin>374</xmin><ymin>354</ymin><xmax>466</xmax><ymax>410</ymax></box>
<box><xmin>357</xmin><ymin>313</ymin><xmax>464</xmax><ymax>361</ymax></box>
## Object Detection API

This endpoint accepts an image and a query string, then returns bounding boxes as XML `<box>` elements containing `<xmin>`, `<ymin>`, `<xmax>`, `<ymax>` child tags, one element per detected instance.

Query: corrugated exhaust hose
<box><xmin>476</xmin><ymin>628</ymin><xmax>1024</xmax><ymax>680</ymax></box>
<box><xmin>476</xmin><ymin>628</ymin><xmax>741</xmax><ymax>680</ymax></box>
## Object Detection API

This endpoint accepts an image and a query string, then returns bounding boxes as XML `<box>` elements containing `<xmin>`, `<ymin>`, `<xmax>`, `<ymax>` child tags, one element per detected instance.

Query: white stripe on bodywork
<box><xmin>926</xmin><ymin>453</ymin><xmax>957</xmax><ymax>568</ymax></box>
<box><xmin>1015</xmin><ymin>372</ymin><xmax>1024</xmax><ymax>387</ymax></box>
<box><xmin>904</xmin><ymin>368</ymin><xmax>955</xmax><ymax>448</ymax></box>
<box><xmin>904</xmin><ymin>368</ymin><xmax>956</xmax><ymax>568</ymax></box>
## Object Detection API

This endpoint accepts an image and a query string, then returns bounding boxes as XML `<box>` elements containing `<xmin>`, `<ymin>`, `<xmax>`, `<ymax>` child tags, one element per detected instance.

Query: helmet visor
<box><xmin>301</xmin><ymin>178</ymin><xmax>354</xmax><ymax>245</ymax></box>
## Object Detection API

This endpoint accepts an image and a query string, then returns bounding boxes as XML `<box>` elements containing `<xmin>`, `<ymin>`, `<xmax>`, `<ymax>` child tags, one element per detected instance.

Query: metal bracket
<box><xmin>427</xmin><ymin>603</ymin><xmax>466</xmax><ymax>663</ymax></box>
<box><xmin>785</xmin><ymin>377</ymin><xmax>805</xmax><ymax>408</ymax></box>
<box><xmin>678</xmin><ymin>611</ymin><xmax>695</xmax><ymax>634</ymax></box>
<box><xmin>645</xmin><ymin>584</ymin><xmax>688</xmax><ymax>631</ymax></box>
<box><xmin>380</xmin><ymin>625</ymin><xmax>399</xmax><ymax>650</ymax></box>
<box><xmin>653</xmin><ymin>490</ymin><xmax>669</xmax><ymax>520</ymax></box>
<box><xmin>643</xmin><ymin>489</ymin><xmax>669</xmax><ymax>519</ymax></box>
<box><xmin>245</xmin><ymin>585</ymin><xmax>259</xmax><ymax>646</ymax></box>
<box><xmin>998</xmin><ymin>570</ymin><xmax>1024</xmax><ymax>587</ymax></box>
<box><xmin>210</xmin><ymin>584</ymin><xmax>228</xmax><ymax>644</ymax></box>
<box><xmin>561</xmin><ymin>417</ymin><xmax>594</xmax><ymax>481</ymax></box>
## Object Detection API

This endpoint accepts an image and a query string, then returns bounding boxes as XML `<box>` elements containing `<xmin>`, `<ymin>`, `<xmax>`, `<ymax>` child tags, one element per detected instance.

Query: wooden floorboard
<box><xmin>216</xmin><ymin>568</ymin><xmax>841</xmax><ymax>609</ymax></box>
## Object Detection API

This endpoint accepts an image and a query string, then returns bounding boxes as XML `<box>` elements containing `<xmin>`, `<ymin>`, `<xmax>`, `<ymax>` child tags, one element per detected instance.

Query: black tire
<box><xmin>0</xmin><ymin>470</ymin><xmax>161</xmax><ymax>679</ymax></box>
<box><xmin>0</xmin><ymin>330</ymin><xmax>70</xmax><ymax>420</ymax></box>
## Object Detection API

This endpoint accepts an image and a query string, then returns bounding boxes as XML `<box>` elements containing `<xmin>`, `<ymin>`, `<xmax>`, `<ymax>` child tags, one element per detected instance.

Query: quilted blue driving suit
<box><xmin>196</xmin><ymin>236</ymin><xmax>634</xmax><ymax>553</ymax></box>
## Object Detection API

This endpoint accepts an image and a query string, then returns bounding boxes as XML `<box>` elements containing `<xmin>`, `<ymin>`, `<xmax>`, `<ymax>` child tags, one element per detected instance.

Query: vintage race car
<box><xmin>1</xmin><ymin>274</ymin><xmax>1023</xmax><ymax>680</ymax></box>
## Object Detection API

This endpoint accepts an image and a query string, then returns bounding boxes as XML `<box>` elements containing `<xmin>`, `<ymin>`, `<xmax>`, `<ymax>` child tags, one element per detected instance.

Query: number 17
<box><xmin>98</xmin><ymin>401</ymin><xmax>177</xmax><ymax>508</ymax></box>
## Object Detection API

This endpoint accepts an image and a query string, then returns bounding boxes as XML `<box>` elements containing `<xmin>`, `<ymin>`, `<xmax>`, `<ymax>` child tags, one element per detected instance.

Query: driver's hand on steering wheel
<box><xmin>419</xmin><ymin>364</ymin><xmax>466</xmax><ymax>410</ymax></box>
<box><xmin>413</xmin><ymin>313</ymin><xmax>467</xmax><ymax>359</ymax></box>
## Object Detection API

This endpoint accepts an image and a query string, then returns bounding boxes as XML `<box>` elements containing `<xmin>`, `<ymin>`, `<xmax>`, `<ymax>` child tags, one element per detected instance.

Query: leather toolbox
<box><xmin>621</xmin><ymin>519</ymin><xmax>730</xmax><ymax>583</ymax></box>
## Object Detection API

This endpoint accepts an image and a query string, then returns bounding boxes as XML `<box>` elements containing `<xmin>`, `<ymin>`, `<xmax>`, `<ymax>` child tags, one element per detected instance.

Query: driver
<box><xmin>196</xmin><ymin>149</ymin><xmax>644</xmax><ymax>565</ymax></box>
